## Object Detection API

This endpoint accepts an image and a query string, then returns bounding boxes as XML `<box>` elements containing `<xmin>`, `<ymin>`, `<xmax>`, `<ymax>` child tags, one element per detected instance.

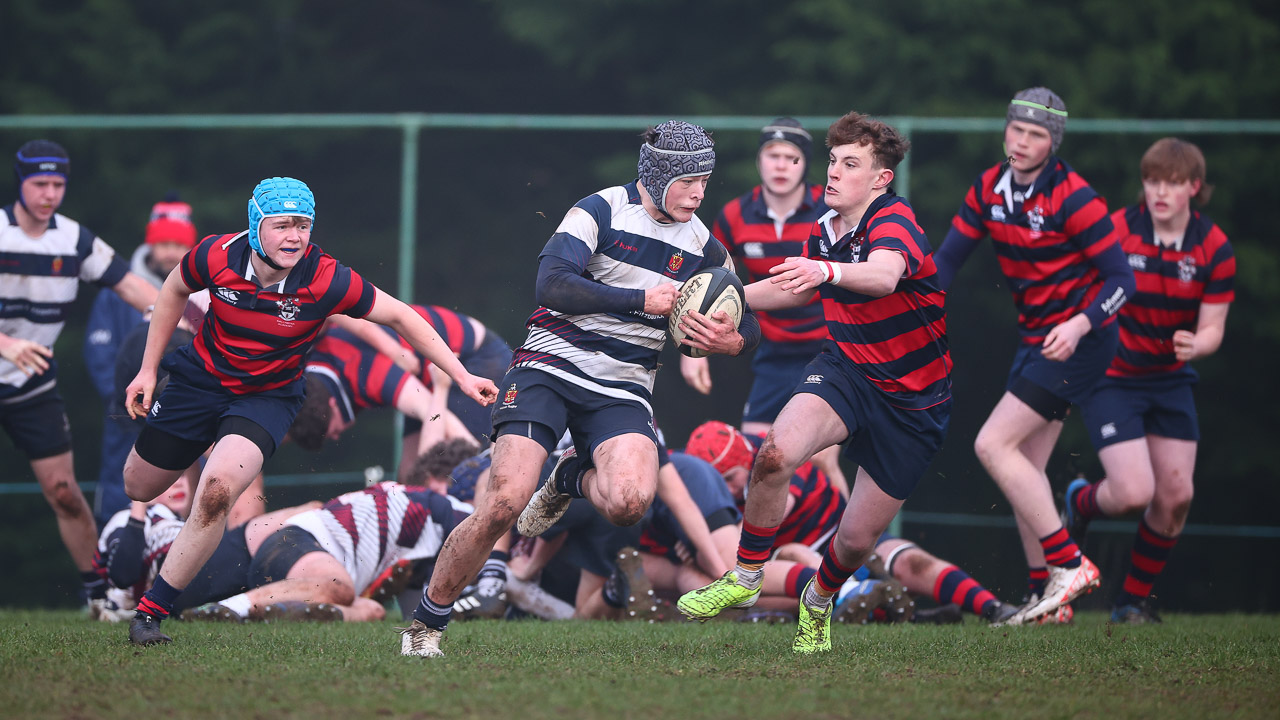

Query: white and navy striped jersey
<box><xmin>0</xmin><ymin>205</ymin><xmax>128</xmax><ymax>399</ymax></box>
<box><xmin>286</xmin><ymin>482</ymin><xmax>471</xmax><ymax>596</ymax></box>
<box><xmin>513</xmin><ymin>182</ymin><xmax>732</xmax><ymax>410</ymax></box>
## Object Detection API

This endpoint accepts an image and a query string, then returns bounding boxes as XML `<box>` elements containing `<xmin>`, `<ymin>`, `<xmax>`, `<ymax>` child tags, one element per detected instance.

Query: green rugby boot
<box><xmin>792</xmin><ymin>579</ymin><xmax>833</xmax><ymax>654</ymax></box>
<box><xmin>677</xmin><ymin>571</ymin><xmax>760</xmax><ymax>621</ymax></box>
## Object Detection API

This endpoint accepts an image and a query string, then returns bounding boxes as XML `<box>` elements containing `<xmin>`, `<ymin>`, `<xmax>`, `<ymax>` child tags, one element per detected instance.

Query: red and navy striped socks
<box><xmin>135</xmin><ymin>576</ymin><xmax>182</xmax><ymax>620</ymax></box>
<box><xmin>815</xmin><ymin>539</ymin><xmax>860</xmax><ymax>597</ymax></box>
<box><xmin>1039</xmin><ymin>527</ymin><xmax>1083</xmax><ymax>569</ymax></box>
<box><xmin>736</xmin><ymin>520</ymin><xmax>777</xmax><ymax>572</ymax></box>
<box><xmin>934</xmin><ymin>565</ymin><xmax>998</xmax><ymax>617</ymax></box>
<box><xmin>1116</xmin><ymin>518</ymin><xmax>1178</xmax><ymax>606</ymax></box>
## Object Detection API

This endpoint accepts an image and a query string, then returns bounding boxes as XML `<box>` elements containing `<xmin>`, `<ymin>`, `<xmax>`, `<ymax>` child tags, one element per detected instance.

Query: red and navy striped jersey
<box><xmin>713</xmin><ymin>184</ymin><xmax>829</xmax><ymax>345</ymax></box>
<box><xmin>386</xmin><ymin>304</ymin><xmax>481</xmax><ymax>389</ymax></box>
<box><xmin>307</xmin><ymin>326</ymin><xmax>411</xmax><ymax>422</ymax></box>
<box><xmin>1107</xmin><ymin>205</ymin><xmax>1235</xmax><ymax>378</ymax></box>
<box><xmin>805</xmin><ymin>194</ymin><xmax>952</xmax><ymax>410</ymax></box>
<box><xmin>776</xmin><ymin>460</ymin><xmax>846</xmax><ymax>549</ymax></box>
<box><xmin>949</xmin><ymin>159</ymin><xmax>1119</xmax><ymax>343</ymax></box>
<box><xmin>179</xmin><ymin>232</ymin><xmax>375</xmax><ymax>394</ymax></box>
<box><xmin>741</xmin><ymin>436</ymin><xmax>844</xmax><ymax>549</ymax></box>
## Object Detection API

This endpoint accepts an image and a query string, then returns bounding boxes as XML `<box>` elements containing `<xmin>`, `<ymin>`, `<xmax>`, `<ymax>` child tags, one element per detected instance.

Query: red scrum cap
<box><xmin>685</xmin><ymin>420</ymin><xmax>756</xmax><ymax>474</ymax></box>
<box><xmin>145</xmin><ymin>199</ymin><xmax>197</xmax><ymax>247</ymax></box>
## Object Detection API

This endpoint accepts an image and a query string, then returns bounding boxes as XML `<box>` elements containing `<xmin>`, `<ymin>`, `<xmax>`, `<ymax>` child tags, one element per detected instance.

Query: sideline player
<box><xmin>0</xmin><ymin>140</ymin><xmax>159</xmax><ymax>608</ymax></box>
<box><xmin>932</xmin><ymin>87</ymin><xmax>1135</xmax><ymax>624</ymax></box>
<box><xmin>121</xmin><ymin>176</ymin><xmax>497</xmax><ymax>645</ymax></box>
<box><xmin>398</xmin><ymin>120</ymin><xmax>761</xmax><ymax>657</ymax></box>
<box><xmin>681</xmin><ymin>119</ymin><xmax>844</xmax><ymax>490</ymax></box>
<box><xmin>85</xmin><ymin>195</ymin><xmax>199</xmax><ymax>525</ymax></box>
<box><xmin>1065</xmin><ymin>138</ymin><xmax>1234</xmax><ymax>623</ymax></box>
<box><xmin>676</xmin><ymin>112</ymin><xmax>952</xmax><ymax>653</ymax></box>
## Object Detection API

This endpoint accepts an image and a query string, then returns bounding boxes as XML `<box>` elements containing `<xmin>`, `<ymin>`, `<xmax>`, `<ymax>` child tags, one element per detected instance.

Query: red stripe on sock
<box><xmin>1123</xmin><ymin>575</ymin><xmax>1154</xmax><ymax>598</ymax></box>
<box><xmin>1137</xmin><ymin>522</ymin><xmax>1178</xmax><ymax>548</ymax></box>
<box><xmin>784</xmin><ymin>564</ymin><xmax>805</xmax><ymax>598</ymax></box>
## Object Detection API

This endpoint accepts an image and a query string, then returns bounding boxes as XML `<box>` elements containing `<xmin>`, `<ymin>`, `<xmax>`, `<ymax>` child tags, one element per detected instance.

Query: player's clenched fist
<box><xmin>644</xmin><ymin>283</ymin><xmax>680</xmax><ymax>316</ymax></box>
<box><xmin>124</xmin><ymin>369</ymin><xmax>157</xmax><ymax>420</ymax></box>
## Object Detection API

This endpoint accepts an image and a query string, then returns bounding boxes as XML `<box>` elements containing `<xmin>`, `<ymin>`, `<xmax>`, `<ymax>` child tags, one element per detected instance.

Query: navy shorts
<box><xmin>793</xmin><ymin>351</ymin><xmax>950</xmax><ymax>501</ymax></box>
<box><xmin>490</xmin><ymin>366</ymin><xmax>657</xmax><ymax>458</ymax></box>
<box><xmin>1079</xmin><ymin>374</ymin><xmax>1199</xmax><ymax>450</ymax></box>
<box><xmin>174</xmin><ymin>523</ymin><xmax>253</xmax><ymax>612</ymax></box>
<box><xmin>403</xmin><ymin>330</ymin><xmax>513</xmax><ymax>444</ymax></box>
<box><xmin>642</xmin><ymin>452</ymin><xmax>741</xmax><ymax>562</ymax></box>
<box><xmin>1006</xmin><ymin>322</ymin><xmax>1119</xmax><ymax>418</ymax></box>
<box><xmin>249</xmin><ymin>525</ymin><xmax>328</xmax><ymax>588</ymax></box>
<box><xmin>139</xmin><ymin>349</ymin><xmax>305</xmax><ymax>468</ymax></box>
<box><xmin>742</xmin><ymin>339</ymin><xmax>825</xmax><ymax>425</ymax></box>
<box><xmin>544</xmin><ymin>499</ymin><xmax>643</xmax><ymax>578</ymax></box>
<box><xmin>0</xmin><ymin>384</ymin><xmax>72</xmax><ymax>460</ymax></box>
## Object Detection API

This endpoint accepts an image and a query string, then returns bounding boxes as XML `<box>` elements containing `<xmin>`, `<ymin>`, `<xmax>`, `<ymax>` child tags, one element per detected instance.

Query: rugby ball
<box><xmin>668</xmin><ymin>266</ymin><xmax>745</xmax><ymax>358</ymax></box>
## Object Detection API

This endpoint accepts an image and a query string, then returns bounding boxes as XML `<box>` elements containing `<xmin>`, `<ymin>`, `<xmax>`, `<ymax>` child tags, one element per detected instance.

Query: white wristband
<box><xmin>828</xmin><ymin>262</ymin><xmax>842</xmax><ymax>285</ymax></box>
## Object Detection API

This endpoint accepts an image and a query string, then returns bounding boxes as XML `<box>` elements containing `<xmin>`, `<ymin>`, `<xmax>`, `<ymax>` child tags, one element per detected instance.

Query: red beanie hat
<box><xmin>145</xmin><ymin>200</ymin><xmax>196</xmax><ymax>247</ymax></box>
<box><xmin>685</xmin><ymin>420</ymin><xmax>757</xmax><ymax>474</ymax></box>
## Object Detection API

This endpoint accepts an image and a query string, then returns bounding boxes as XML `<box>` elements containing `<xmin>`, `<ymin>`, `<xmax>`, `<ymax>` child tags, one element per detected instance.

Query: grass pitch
<box><xmin>2</xmin><ymin>610</ymin><xmax>1277</xmax><ymax>720</ymax></box>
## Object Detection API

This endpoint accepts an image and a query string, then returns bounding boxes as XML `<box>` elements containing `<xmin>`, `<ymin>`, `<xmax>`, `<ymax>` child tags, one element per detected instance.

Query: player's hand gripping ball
<box><xmin>668</xmin><ymin>267</ymin><xmax>744</xmax><ymax>358</ymax></box>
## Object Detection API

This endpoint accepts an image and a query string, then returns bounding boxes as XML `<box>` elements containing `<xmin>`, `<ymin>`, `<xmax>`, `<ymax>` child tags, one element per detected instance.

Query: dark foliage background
<box><xmin>2</xmin><ymin>0</ymin><xmax>1276</xmax><ymax>610</ymax></box>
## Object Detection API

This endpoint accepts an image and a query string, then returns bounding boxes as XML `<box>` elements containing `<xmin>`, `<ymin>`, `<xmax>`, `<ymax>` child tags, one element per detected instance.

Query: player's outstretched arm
<box><xmin>124</xmin><ymin>269</ymin><xmax>194</xmax><ymax>419</ymax></box>
<box><xmin>363</xmin><ymin>288</ymin><xmax>497</xmax><ymax>406</ymax></box>
<box><xmin>657</xmin><ymin>462</ymin><xmax>729</xmax><ymax>579</ymax></box>
<box><xmin>327</xmin><ymin>314</ymin><xmax>422</xmax><ymax>375</ymax></box>
<box><xmin>111</xmin><ymin>271</ymin><xmax>161</xmax><ymax>314</ymax></box>
<box><xmin>745</xmin><ymin>265</ymin><xmax>815</xmax><ymax>311</ymax></box>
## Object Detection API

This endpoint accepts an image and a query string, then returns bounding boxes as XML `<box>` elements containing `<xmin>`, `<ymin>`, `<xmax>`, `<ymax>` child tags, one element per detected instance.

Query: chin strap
<box><xmin>255</xmin><ymin>249</ymin><xmax>285</xmax><ymax>271</ymax></box>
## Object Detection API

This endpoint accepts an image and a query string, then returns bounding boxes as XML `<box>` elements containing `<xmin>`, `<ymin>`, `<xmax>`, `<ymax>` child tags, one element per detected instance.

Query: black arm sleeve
<box><xmin>736</xmin><ymin>308</ymin><xmax>761</xmax><ymax>354</ymax></box>
<box><xmin>535</xmin><ymin>255</ymin><xmax>645</xmax><ymax>315</ymax></box>
<box><xmin>1082</xmin><ymin>241</ymin><xmax>1136</xmax><ymax>328</ymax></box>
<box><xmin>106</xmin><ymin>518</ymin><xmax>147</xmax><ymax>589</ymax></box>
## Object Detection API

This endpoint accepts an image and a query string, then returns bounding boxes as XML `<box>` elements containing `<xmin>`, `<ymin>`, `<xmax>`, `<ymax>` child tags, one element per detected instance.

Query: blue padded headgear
<box><xmin>15</xmin><ymin>140</ymin><xmax>70</xmax><ymax>184</ymax></box>
<box><xmin>637</xmin><ymin>120</ymin><xmax>715</xmax><ymax>221</ymax></box>
<box><xmin>247</xmin><ymin>176</ymin><xmax>316</xmax><ymax>258</ymax></box>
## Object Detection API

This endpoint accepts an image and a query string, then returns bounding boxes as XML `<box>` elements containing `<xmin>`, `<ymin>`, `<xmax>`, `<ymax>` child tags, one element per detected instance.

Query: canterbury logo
<box><xmin>804</xmin><ymin>374</ymin><xmax>823</xmax><ymax>384</ymax></box>
<box><xmin>282</xmin><ymin>201</ymin><xmax>298</xmax><ymax>209</ymax></box>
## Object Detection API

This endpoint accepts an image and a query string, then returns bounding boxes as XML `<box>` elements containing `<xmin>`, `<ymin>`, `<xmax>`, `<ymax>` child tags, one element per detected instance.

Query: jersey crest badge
<box><xmin>276</xmin><ymin>295</ymin><xmax>301</xmax><ymax>321</ymax></box>
<box><xmin>51</xmin><ymin>257</ymin><xmax>63</xmax><ymax>274</ymax></box>
<box><xmin>1027</xmin><ymin>205</ymin><xmax>1045</xmax><ymax>238</ymax></box>
<box><xmin>1177</xmin><ymin>256</ymin><xmax>1197</xmax><ymax>283</ymax></box>
<box><xmin>667</xmin><ymin>251</ymin><xmax>684</xmax><ymax>274</ymax></box>
<box><xmin>502</xmin><ymin>383</ymin><xmax>518</xmax><ymax>408</ymax></box>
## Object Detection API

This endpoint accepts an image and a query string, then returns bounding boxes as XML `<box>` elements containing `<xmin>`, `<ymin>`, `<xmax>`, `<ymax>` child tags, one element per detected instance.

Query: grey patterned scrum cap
<box><xmin>1007</xmin><ymin>87</ymin><xmax>1068</xmax><ymax>153</ymax></box>
<box><xmin>638</xmin><ymin>120</ymin><xmax>715</xmax><ymax>220</ymax></box>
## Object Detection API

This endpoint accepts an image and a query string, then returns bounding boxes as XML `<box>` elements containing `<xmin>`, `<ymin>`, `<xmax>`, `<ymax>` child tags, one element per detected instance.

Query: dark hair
<box><xmin>288</xmin><ymin>374</ymin><xmax>333</xmax><ymax>452</ymax></box>
<box><xmin>825</xmin><ymin>111</ymin><xmax>910</xmax><ymax>171</ymax></box>
<box><xmin>407</xmin><ymin>438</ymin><xmax>482</xmax><ymax>486</ymax></box>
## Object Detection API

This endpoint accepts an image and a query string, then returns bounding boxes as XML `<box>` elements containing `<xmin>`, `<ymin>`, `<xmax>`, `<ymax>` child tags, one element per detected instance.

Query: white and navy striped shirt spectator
<box><xmin>0</xmin><ymin>204</ymin><xmax>127</xmax><ymax>401</ymax></box>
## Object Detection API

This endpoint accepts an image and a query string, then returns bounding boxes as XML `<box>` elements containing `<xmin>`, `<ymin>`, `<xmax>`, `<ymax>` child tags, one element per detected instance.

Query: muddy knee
<box><xmin>194</xmin><ymin>476</ymin><xmax>234</xmax><ymax>528</ymax></box>
<box><xmin>46</xmin><ymin>478</ymin><xmax>89</xmax><ymax>519</ymax></box>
